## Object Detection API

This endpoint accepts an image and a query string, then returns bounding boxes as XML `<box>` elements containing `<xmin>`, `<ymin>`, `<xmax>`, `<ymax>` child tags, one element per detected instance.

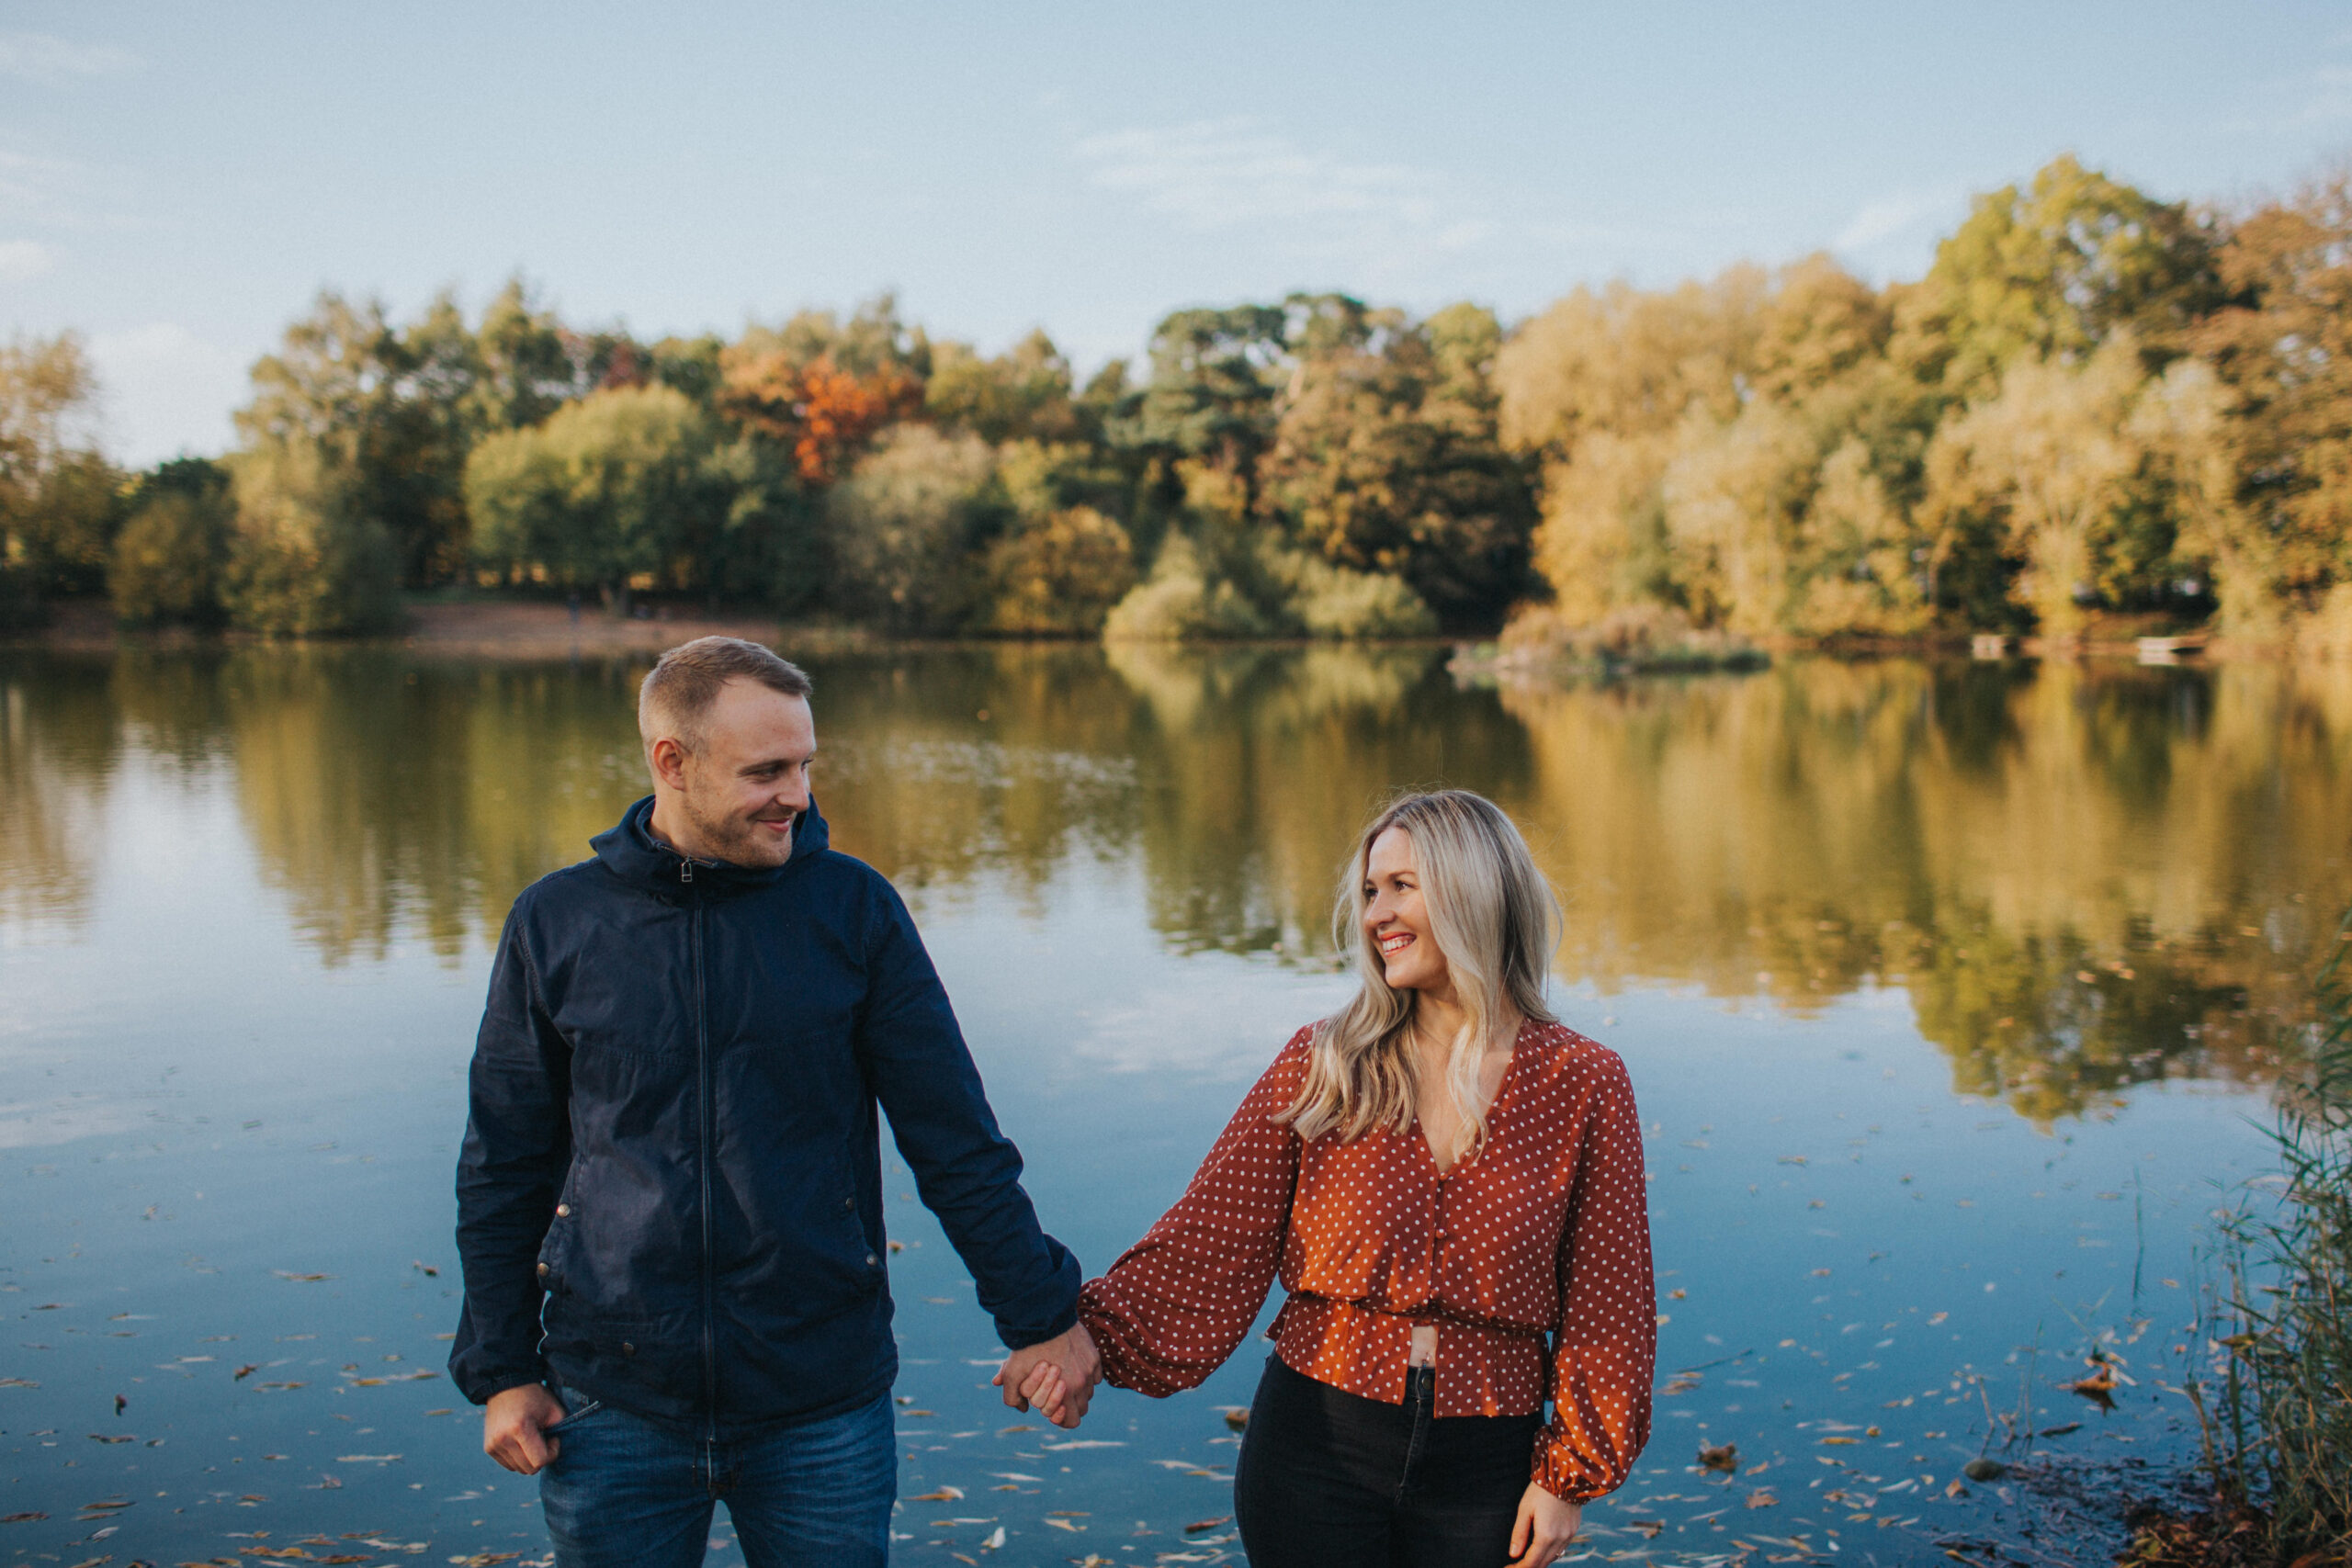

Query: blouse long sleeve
<box><xmin>1532</xmin><ymin>1053</ymin><xmax>1657</xmax><ymax>1501</ymax></box>
<box><xmin>1076</xmin><ymin>1034</ymin><xmax>1308</xmax><ymax>1397</ymax></box>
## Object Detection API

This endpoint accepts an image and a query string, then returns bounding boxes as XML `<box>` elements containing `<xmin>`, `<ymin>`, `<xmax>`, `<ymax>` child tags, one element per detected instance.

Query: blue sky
<box><xmin>4</xmin><ymin>1</ymin><xmax>2348</xmax><ymax>465</ymax></box>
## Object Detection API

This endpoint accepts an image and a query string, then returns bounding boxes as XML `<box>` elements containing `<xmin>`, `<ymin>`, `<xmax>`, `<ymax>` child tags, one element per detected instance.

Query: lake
<box><xmin>5</xmin><ymin>641</ymin><xmax>2347</xmax><ymax>1567</ymax></box>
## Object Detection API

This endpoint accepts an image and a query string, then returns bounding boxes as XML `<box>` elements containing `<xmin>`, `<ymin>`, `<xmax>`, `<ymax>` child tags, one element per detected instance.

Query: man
<box><xmin>451</xmin><ymin>636</ymin><xmax>1099</xmax><ymax>1568</ymax></box>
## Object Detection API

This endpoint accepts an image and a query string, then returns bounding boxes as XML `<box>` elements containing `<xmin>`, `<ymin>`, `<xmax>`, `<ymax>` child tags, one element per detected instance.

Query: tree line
<box><xmin>6</xmin><ymin>152</ymin><xmax>2352</xmax><ymax>645</ymax></box>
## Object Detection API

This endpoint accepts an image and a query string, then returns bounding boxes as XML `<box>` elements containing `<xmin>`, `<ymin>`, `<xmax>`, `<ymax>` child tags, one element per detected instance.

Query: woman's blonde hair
<box><xmin>1282</xmin><ymin>789</ymin><xmax>1561</xmax><ymax>1163</ymax></box>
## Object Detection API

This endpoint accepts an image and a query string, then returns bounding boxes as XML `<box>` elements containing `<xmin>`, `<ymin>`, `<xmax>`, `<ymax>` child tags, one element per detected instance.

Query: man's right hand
<box><xmin>483</xmin><ymin>1382</ymin><xmax>568</xmax><ymax>1474</ymax></box>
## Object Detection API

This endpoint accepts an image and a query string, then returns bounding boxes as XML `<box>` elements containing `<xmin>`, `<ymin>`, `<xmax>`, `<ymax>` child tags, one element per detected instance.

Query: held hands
<box><xmin>482</xmin><ymin>1382</ymin><xmax>568</xmax><ymax>1475</ymax></box>
<box><xmin>991</xmin><ymin>1321</ymin><xmax>1101</xmax><ymax>1429</ymax></box>
<box><xmin>1507</xmin><ymin>1483</ymin><xmax>1582</xmax><ymax>1568</ymax></box>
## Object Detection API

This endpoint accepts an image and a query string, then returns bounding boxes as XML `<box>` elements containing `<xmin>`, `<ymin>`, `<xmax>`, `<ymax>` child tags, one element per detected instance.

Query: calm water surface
<box><xmin>5</xmin><ymin>644</ymin><xmax>2349</xmax><ymax>1566</ymax></box>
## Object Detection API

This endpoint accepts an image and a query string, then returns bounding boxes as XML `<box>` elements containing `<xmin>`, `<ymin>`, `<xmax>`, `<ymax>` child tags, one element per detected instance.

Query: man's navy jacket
<box><xmin>449</xmin><ymin>795</ymin><xmax>1080</xmax><ymax>1435</ymax></box>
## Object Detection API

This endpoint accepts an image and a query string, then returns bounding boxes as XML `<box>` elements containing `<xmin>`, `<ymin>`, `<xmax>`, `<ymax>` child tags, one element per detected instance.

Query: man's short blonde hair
<box><xmin>638</xmin><ymin>637</ymin><xmax>813</xmax><ymax>757</ymax></box>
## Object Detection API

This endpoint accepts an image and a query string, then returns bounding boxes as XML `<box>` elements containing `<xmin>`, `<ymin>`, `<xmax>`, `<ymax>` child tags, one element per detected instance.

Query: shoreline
<box><xmin>0</xmin><ymin>597</ymin><xmax>2331</xmax><ymax>667</ymax></box>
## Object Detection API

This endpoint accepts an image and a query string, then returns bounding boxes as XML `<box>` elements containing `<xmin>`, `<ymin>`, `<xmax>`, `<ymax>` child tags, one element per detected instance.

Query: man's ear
<box><xmin>649</xmin><ymin>736</ymin><xmax>692</xmax><ymax>792</ymax></box>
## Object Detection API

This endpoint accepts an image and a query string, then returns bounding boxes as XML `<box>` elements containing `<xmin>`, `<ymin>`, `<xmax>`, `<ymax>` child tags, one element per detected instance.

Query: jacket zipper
<box><xmin>691</xmin><ymin>877</ymin><xmax>717</xmax><ymax>1441</ymax></box>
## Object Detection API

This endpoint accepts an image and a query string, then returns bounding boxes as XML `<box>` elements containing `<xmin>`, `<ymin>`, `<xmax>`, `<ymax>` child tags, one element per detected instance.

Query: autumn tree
<box><xmin>927</xmin><ymin>330</ymin><xmax>1085</xmax><ymax>446</ymax></box>
<box><xmin>717</xmin><ymin>298</ymin><xmax>930</xmax><ymax>485</ymax></box>
<box><xmin>0</xmin><ymin>332</ymin><xmax>119</xmax><ymax>617</ymax></box>
<box><xmin>464</xmin><ymin>384</ymin><xmax>729</xmax><ymax>612</ymax></box>
<box><xmin>2193</xmin><ymin>168</ymin><xmax>2352</xmax><ymax>622</ymax></box>
<box><xmin>1254</xmin><ymin>296</ymin><xmax>1536</xmax><ymax>630</ymax></box>
<box><xmin>824</xmin><ymin>425</ymin><xmax>998</xmax><ymax>632</ymax></box>
<box><xmin>1892</xmin><ymin>154</ymin><xmax>2220</xmax><ymax>398</ymax></box>
<box><xmin>1924</xmin><ymin>337</ymin><xmax>2148</xmax><ymax>637</ymax></box>
<box><xmin>110</xmin><ymin>458</ymin><xmax>234</xmax><ymax>626</ymax></box>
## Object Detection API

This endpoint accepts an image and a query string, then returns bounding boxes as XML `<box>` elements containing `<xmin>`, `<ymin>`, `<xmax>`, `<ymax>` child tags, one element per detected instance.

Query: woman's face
<box><xmin>1363</xmin><ymin>827</ymin><xmax>1449</xmax><ymax>996</ymax></box>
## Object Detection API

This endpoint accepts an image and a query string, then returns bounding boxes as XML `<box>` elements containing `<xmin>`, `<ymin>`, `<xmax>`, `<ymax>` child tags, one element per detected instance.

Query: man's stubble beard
<box><xmin>678</xmin><ymin>781</ymin><xmax>794</xmax><ymax>868</ymax></box>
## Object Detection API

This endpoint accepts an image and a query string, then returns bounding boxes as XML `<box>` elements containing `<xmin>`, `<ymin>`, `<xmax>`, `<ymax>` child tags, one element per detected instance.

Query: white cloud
<box><xmin>1830</xmin><ymin>187</ymin><xmax>1967</xmax><ymax>282</ymax></box>
<box><xmin>0</xmin><ymin>238</ymin><xmax>56</xmax><ymax>281</ymax></box>
<box><xmin>1070</xmin><ymin>117</ymin><xmax>1530</xmax><ymax>298</ymax></box>
<box><xmin>1078</xmin><ymin>118</ymin><xmax>1448</xmax><ymax>232</ymax></box>
<box><xmin>2295</xmin><ymin>63</ymin><xmax>2352</xmax><ymax>124</ymax></box>
<box><xmin>0</xmin><ymin>30</ymin><xmax>140</xmax><ymax>81</ymax></box>
<box><xmin>87</xmin><ymin>322</ymin><xmax>249</xmax><ymax>466</ymax></box>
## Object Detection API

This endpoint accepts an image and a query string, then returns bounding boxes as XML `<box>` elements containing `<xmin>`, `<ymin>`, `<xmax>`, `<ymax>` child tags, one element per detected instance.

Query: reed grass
<box><xmin>2164</xmin><ymin>909</ymin><xmax>2352</xmax><ymax>1565</ymax></box>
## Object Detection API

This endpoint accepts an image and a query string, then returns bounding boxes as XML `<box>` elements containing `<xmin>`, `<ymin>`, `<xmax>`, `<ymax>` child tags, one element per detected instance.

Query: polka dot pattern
<box><xmin>1078</xmin><ymin>1019</ymin><xmax>1657</xmax><ymax>1502</ymax></box>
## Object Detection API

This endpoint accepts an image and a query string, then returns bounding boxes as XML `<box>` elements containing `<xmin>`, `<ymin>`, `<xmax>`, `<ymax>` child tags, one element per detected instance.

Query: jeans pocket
<box><xmin>546</xmin><ymin>1397</ymin><xmax>605</xmax><ymax>1435</ymax></box>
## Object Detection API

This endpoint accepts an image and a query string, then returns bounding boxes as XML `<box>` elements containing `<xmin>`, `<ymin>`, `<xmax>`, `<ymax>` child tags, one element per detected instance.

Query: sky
<box><xmin>4</xmin><ymin>1</ymin><xmax>2349</xmax><ymax>466</ymax></box>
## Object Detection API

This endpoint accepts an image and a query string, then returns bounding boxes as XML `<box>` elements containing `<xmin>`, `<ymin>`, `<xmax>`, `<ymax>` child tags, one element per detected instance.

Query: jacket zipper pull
<box><xmin>680</xmin><ymin>858</ymin><xmax>694</xmax><ymax>884</ymax></box>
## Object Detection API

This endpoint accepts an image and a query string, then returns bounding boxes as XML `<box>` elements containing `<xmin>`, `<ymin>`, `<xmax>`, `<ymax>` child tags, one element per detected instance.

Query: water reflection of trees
<box><xmin>1</xmin><ymin>654</ymin><xmax>120</xmax><ymax>938</ymax></box>
<box><xmin>7</xmin><ymin>644</ymin><xmax>2348</xmax><ymax>1119</ymax></box>
<box><xmin>1490</xmin><ymin>660</ymin><xmax>2352</xmax><ymax>1122</ymax></box>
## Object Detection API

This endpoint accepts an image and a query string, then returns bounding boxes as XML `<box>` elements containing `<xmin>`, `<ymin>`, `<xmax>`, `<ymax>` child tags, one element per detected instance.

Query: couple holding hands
<box><xmin>452</xmin><ymin>637</ymin><xmax>1653</xmax><ymax>1568</ymax></box>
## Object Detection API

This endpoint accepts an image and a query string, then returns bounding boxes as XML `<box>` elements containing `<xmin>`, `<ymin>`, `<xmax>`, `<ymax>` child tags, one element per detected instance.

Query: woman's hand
<box><xmin>1506</xmin><ymin>1483</ymin><xmax>1581</xmax><ymax>1568</ymax></box>
<box><xmin>992</xmin><ymin>1321</ymin><xmax>1100</xmax><ymax>1427</ymax></box>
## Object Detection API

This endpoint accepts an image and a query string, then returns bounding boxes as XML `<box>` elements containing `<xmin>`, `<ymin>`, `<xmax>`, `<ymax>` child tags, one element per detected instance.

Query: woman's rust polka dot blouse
<box><xmin>1078</xmin><ymin>1018</ymin><xmax>1655</xmax><ymax>1502</ymax></box>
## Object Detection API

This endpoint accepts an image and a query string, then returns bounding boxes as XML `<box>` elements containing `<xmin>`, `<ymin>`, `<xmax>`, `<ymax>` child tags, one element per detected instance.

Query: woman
<box><xmin>1016</xmin><ymin>790</ymin><xmax>1655</xmax><ymax>1568</ymax></box>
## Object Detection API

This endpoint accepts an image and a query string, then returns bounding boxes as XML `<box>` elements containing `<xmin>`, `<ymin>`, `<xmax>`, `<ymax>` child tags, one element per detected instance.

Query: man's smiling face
<box><xmin>670</xmin><ymin>679</ymin><xmax>816</xmax><ymax>868</ymax></box>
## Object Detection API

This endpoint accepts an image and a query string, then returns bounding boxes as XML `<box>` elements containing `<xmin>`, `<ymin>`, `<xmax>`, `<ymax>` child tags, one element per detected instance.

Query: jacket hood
<box><xmin>591</xmin><ymin>794</ymin><xmax>831</xmax><ymax>894</ymax></box>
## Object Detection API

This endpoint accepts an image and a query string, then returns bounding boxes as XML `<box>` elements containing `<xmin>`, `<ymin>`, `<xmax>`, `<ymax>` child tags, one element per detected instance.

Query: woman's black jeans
<box><xmin>1233</xmin><ymin>1354</ymin><xmax>1544</xmax><ymax>1568</ymax></box>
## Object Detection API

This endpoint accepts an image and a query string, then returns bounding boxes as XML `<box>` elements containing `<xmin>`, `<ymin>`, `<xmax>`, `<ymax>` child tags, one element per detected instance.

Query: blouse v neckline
<box><xmin>1411</xmin><ymin>1017</ymin><xmax>1532</xmax><ymax>1178</ymax></box>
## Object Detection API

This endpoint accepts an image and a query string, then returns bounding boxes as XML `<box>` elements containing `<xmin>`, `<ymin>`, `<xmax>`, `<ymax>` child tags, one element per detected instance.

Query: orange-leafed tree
<box><xmin>718</xmin><ymin>351</ymin><xmax>923</xmax><ymax>486</ymax></box>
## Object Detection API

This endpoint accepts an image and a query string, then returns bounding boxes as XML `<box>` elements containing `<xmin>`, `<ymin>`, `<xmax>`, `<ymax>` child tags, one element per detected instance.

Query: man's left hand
<box><xmin>992</xmin><ymin>1322</ymin><xmax>1101</xmax><ymax>1428</ymax></box>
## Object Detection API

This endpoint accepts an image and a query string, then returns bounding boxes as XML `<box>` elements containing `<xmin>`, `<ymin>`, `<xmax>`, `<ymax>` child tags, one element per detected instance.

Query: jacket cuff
<box><xmin>455</xmin><ymin>1361</ymin><xmax>550</xmax><ymax>1406</ymax></box>
<box><xmin>996</xmin><ymin>1298</ymin><xmax>1080</xmax><ymax>1352</ymax></box>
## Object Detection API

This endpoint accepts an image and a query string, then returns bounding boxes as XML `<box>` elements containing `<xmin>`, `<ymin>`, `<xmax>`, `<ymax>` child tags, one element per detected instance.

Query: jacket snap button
<box><xmin>622</xmin><ymin>1341</ymin><xmax>636</xmax><ymax>1357</ymax></box>
<box><xmin>555</xmin><ymin>1204</ymin><xmax>571</xmax><ymax>1217</ymax></box>
<box><xmin>843</xmin><ymin>1196</ymin><xmax>854</xmax><ymax>1208</ymax></box>
<box><xmin>865</xmin><ymin>1253</ymin><xmax>878</xmax><ymax>1268</ymax></box>
<box><xmin>536</xmin><ymin>1262</ymin><xmax>549</xmax><ymax>1278</ymax></box>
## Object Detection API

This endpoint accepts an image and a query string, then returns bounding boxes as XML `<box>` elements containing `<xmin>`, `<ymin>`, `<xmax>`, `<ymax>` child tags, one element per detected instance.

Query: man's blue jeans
<box><xmin>537</xmin><ymin>1391</ymin><xmax>896</xmax><ymax>1568</ymax></box>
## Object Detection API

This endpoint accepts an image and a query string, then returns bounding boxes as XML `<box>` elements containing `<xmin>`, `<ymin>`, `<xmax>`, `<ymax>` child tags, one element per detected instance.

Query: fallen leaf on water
<box><xmin>334</xmin><ymin>1454</ymin><xmax>400</xmax><ymax>1463</ymax></box>
<box><xmin>1928</xmin><ymin>1312</ymin><xmax>1948</xmax><ymax>1325</ymax></box>
<box><xmin>235</xmin><ymin>1365</ymin><xmax>260</xmax><ymax>1381</ymax></box>
<box><xmin>1630</xmin><ymin>1519</ymin><xmax>1666</xmax><ymax>1539</ymax></box>
<box><xmin>0</xmin><ymin>1379</ymin><xmax>34</xmax><ymax>1390</ymax></box>
<box><xmin>113</xmin><ymin>1393</ymin><xmax>127</xmax><ymax>1414</ymax></box>
<box><xmin>2038</xmin><ymin>1421</ymin><xmax>2081</xmax><ymax>1437</ymax></box>
<box><xmin>411</xmin><ymin>1260</ymin><xmax>437</xmax><ymax>1277</ymax></box>
<box><xmin>2064</xmin><ymin>1368</ymin><xmax>2118</xmax><ymax>1412</ymax></box>
<box><xmin>981</xmin><ymin>1526</ymin><xmax>1005</xmax><ymax>1551</ymax></box>
<box><xmin>1746</xmin><ymin>1491</ymin><xmax>1778</xmax><ymax>1508</ymax></box>
<box><xmin>1699</xmin><ymin>1443</ymin><xmax>1738</xmax><ymax>1472</ymax></box>
<box><xmin>1820</xmin><ymin>1437</ymin><xmax>1859</xmax><ymax>1446</ymax></box>
<box><xmin>1184</xmin><ymin>1517</ymin><xmax>1232</xmax><ymax>1533</ymax></box>
<box><xmin>1041</xmin><ymin>1439</ymin><xmax>1124</xmax><ymax>1450</ymax></box>
<box><xmin>1220</xmin><ymin>1408</ymin><xmax>1248</xmax><ymax>1432</ymax></box>
<box><xmin>272</xmin><ymin>1272</ymin><xmax>332</xmax><ymax>1282</ymax></box>
<box><xmin>1046</xmin><ymin>1518</ymin><xmax>1085</xmax><ymax>1532</ymax></box>
<box><xmin>88</xmin><ymin>1433</ymin><xmax>134</xmax><ymax>1444</ymax></box>
<box><xmin>911</xmin><ymin>1488</ymin><xmax>964</xmax><ymax>1503</ymax></box>
<box><xmin>1945</xmin><ymin>1479</ymin><xmax>1969</xmax><ymax>1498</ymax></box>
<box><xmin>990</xmin><ymin>1472</ymin><xmax>1042</xmax><ymax>1483</ymax></box>
<box><xmin>0</xmin><ymin>1512</ymin><xmax>45</xmax><ymax>1523</ymax></box>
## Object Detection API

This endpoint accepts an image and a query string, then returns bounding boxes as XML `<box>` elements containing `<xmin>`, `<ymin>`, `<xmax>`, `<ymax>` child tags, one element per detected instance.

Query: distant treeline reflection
<box><xmin>4</xmin><ymin>649</ymin><xmax>2346</xmax><ymax>1122</ymax></box>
